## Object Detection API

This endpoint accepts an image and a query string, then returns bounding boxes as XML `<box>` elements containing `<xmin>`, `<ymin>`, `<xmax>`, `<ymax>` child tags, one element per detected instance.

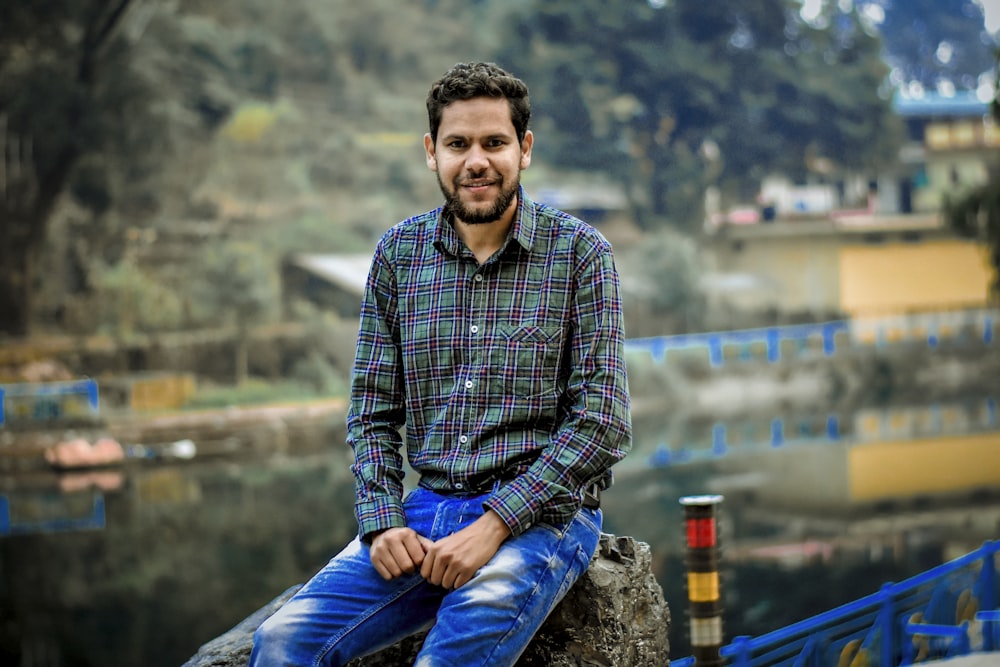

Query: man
<box><xmin>250</xmin><ymin>61</ymin><xmax>631</xmax><ymax>667</ymax></box>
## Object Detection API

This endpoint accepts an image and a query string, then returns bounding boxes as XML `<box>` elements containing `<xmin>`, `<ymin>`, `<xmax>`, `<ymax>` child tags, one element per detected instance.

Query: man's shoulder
<box><xmin>529</xmin><ymin>199</ymin><xmax>613</xmax><ymax>255</ymax></box>
<box><xmin>376</xmin><ymin>207</ymin><xmax>443</xmax><ymax>258</ymax></box>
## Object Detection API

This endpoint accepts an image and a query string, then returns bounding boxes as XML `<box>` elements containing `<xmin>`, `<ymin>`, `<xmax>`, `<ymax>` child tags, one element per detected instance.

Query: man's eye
<box><xmin>448</xmin><ymin>141</ymin><xmax>466</xmax><ymax>149</ymax></box>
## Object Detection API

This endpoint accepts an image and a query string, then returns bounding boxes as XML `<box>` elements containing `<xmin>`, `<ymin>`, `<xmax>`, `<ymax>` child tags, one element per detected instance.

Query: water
<box><xmin>2</xmin><ymin>400</ymin><xmax>998</xmax><ymax>666</ymax></box>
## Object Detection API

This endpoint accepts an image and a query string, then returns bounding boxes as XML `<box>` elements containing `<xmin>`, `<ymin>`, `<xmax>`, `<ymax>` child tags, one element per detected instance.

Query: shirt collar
<box><xmin>433</xmin><ymin>186</ymin><xmax>538</xmax><ymax>257</ymax></box>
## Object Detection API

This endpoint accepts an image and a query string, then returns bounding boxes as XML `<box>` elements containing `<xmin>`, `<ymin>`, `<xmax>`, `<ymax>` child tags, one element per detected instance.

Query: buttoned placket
<box><xmin>452</xmin><ymin>263</ymin><xmax>487</xmax><ymax>492</ymax></box>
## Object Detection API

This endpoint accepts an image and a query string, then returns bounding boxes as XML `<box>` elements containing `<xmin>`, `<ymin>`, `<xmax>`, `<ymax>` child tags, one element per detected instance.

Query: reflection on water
<box><xmin>0</xmin><ymin>454</ymin><xmax>359</xmax><ymax>666</ymax></box>
<box><xmin>2</xmin><ymin>397</ymin><xmax>1000</xmax><ymax>666</ymax></box>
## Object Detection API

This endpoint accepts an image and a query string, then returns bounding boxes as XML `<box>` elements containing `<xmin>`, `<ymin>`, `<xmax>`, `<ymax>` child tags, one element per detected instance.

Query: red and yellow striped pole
<box><xmin>680</xmin><ymin>494</ymin><xmax>725</xmax><ymax>667</ymax></box>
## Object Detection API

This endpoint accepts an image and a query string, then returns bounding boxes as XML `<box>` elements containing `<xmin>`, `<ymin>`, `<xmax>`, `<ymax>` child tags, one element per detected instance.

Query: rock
<box><xmin>183</xmin><ymin>534</ymin><xmax>670</xmax><ymax>667</ymax></box>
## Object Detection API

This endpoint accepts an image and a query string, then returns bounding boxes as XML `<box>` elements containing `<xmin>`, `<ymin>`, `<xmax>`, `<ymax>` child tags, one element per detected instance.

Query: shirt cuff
<box><xmin>355</xmin><ymin>497</ymin><xmax>406</xmax><ymax>543</ymax></box>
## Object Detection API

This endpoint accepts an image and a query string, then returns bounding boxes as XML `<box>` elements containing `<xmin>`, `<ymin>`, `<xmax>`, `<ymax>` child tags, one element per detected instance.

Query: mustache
<box><xmin>457</xmin><ymin>177</ymin><xmax>498</xmax><ymax>186</ymax></box>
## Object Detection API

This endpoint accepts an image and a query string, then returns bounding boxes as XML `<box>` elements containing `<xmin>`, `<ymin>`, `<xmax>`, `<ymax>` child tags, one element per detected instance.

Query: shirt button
<box><xmin>455</xmin><ymin>482</ymin><xmax>464</xmax><ymax>490</ymax></box>
<box><xmin>465</xmin><ymin>379</ymin><xmax>474</xmax><ymax>389</ymax></box>
<box><xmin>470</xmin><ymin>325</ymin><xmax>479</xmax><ymax>334</ymax></box>
<box><xmin>459</xmin><ymin>435</ymin><xmax>468</xmax><ymax>444</ymax></box>
<box><xmin>474</xmin><ymin>274</ymin><xmax>483</xmax><ymax>282</ymax></box>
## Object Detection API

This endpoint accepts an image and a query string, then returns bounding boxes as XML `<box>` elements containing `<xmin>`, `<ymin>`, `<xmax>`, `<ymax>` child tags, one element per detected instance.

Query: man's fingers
<box><xmin>388</xmin><ymin>540</ymin><xmax>420</xmax><ymax>573</ymax></box>
<box><xmin>404</xmin><ymin>534</ymin><xmax>430</xmax><ymax>565</ymax></box>
<box><xmin>372</xmin><ymin>558</ymin><xmax>396</xmax><ymax>581</ymax></box>
<box><xmin>370</xmin><ymin>527</ymin><xmax>427</xmax><ymax>580</ymax></box>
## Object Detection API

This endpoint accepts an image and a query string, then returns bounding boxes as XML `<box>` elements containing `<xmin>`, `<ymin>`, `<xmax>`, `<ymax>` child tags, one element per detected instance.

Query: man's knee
<box><xmin>249</xmin><ymin>611</ymin><xmax>294</xmax><ymax>666</ymax></box>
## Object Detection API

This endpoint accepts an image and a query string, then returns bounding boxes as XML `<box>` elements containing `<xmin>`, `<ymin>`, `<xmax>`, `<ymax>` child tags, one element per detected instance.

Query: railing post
<box><xmin>731</xmin><ymin>635</ymin><xmax>752</xmax><ymax>666</ymax></box>
<box><xmin>681</xmin><ymin>495</ymin><xmax>725</xmax><ymax>667</ymax></box>
<box><xmin>980</xmin><ymin>540</ymin><xmax>998</xmax><ymax>651</ymax></box>
<box><xmin>878</xmin><ymin>582</ymin><xmax>896</xmax><ymax>666</ymax></box>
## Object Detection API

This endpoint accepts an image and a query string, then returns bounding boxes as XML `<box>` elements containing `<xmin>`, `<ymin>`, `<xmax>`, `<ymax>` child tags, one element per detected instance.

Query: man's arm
<box><xmin>347</xmin><ymin>242</ymin><xmax>409</xmax><ymax>542</ymax></box>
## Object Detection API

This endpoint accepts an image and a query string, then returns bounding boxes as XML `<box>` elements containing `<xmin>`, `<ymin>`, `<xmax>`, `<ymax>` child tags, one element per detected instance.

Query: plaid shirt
<box><xmin>347</xmin><ymin>187</ymin><xmax>631</xmax><ymax>539</ymax></box>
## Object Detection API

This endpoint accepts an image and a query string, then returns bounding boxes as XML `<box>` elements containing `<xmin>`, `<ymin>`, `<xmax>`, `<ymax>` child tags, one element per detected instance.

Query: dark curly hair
<box><xmin>426</xmin><ymin>62</ymin><xmax>531</xmax><ymax>145</ymax></box>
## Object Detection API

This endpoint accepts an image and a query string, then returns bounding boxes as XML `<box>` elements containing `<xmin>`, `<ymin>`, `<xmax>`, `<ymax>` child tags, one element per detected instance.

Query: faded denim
<box><xmin>249</xmin><ymin>486</ymin><xmax>601</xmax><ymax>667</ymax></box>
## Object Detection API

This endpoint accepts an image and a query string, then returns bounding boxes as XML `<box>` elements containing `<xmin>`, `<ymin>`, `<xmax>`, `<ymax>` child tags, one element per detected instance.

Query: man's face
<box><xmin>424</xmin><ymin>97</ymin><xmax>533</xmax><ymax>225</ymax></box>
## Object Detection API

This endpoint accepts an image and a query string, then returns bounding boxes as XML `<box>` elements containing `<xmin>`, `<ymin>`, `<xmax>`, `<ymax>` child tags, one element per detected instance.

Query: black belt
<box><xmin>439</xmin><ymin>449</ymin><xmax>602</xmax><ymax>510</ymax></box>
<box><xmin>423</xmin><ymin>477</ymin><xmax>602</xmax><ymax>511</ymax></box>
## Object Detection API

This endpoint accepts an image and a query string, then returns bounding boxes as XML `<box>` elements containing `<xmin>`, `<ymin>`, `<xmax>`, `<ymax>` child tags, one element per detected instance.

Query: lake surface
<box><xmin>2</xmin><ymin>396</ymin><xmax>999</xmax><ymax>666</ymax></box>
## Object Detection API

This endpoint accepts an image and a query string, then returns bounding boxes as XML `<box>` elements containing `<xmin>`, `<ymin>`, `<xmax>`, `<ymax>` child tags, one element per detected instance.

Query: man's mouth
<box><xmin>460</xmin><ymin>179</ymin><xmax>496</xmax><ymax>192</ymax></box>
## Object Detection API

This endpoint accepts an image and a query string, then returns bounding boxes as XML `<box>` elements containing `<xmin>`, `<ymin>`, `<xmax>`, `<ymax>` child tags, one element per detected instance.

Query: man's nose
<box><xmin>465</xmin><ymin>145</ymin><xmax>489</xmax><ymax>171</ymax></box>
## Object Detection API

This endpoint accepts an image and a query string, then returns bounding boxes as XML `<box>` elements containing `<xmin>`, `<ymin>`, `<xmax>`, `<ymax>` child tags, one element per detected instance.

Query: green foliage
<box><xmin>289</xmin><ymin>351</ymin><xmax>350</xmax><ymax>396</ymax></box>
<box><xmin>92</xmin><ymin>260</ymin><xmax>186</xmax><ymax>336</ymax></box>
<box><xmin>189</xmin><ymin>241</ymin><xmax>279</xmax><ymax>329</ymax></box>
<box><xmin>257</xmin><ymin>212</ymin><xmax>372</xmax><ymax>257</ymax></box>
<box><xmin>944</xmin><ymin>49</ymin><xmax>1000</xmax><ymax>301</ymax></box>
<box><xmin>619</xmin><ymin>228</ymin><xmax>706</xmax><ymax>333</ymax></box>
<box><xmin>182</xmin><ymin>378</ymin><xmax>329</xmax><ymax>409</ymax></box>
<box><xmin>500</xmin><ymin>0</ymin><xmax>902</xmax><ymax>230</ymax></box>
<box><xmin>946</xmin><ymin>179</ymin><xmax>1000</xmax><ymax>300</ymax></box>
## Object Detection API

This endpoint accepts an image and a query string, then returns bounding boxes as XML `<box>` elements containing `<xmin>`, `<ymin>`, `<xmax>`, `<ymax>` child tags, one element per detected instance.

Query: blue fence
<box><xmin>0</xmin><ymin>378</ymin><xmax>100</xmax><ymax>427</ymax></box>
<box><xmin>627</xmin><ymin>309</ymin><xmax>997</xmax><ymax>367</ymax></box>
<box><xmin>0</xmin><ymin>493</ymin><xmax>107</xmax><ymax>536</ymax></box>
<box><xmin>672</xmin><ymin>540</ymin><xmax>1000</xmax><ymax>666</ymax></box>
<box><xmin>628</xmin><ymin>320</ymin><xmax>849</xmax><ymax>366</ymax></box>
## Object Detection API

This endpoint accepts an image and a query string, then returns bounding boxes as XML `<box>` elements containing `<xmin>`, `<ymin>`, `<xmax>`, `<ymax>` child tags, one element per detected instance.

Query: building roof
<box><xmin>288</xmin><ymin>253</ymin><xmax>372</xmax><ymax>295</ymax></box>
<box><xmin>892</xmin><ymin>90</ymin><xmax>991</xmax><ymax>118</ymax></box>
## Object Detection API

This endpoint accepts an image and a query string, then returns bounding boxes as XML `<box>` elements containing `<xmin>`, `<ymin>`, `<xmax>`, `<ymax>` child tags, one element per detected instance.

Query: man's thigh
<box><xmin>417</xmin><ymin>507</ymin><xmax>603</xmax><ymax>667</ymax></box>
<box><xmin>250</xmin><ymin>491</ymin><xmax>447</xmax><ymax>666</ymax></box>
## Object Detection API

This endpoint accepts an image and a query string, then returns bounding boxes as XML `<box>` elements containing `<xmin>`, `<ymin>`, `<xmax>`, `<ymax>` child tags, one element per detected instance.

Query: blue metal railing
<box><xmin>627</xmin><ymin>308</ymin><xmax>998</xmax><ymax>368</ymax></box>
<box><xmin>671</xmin><ymin>540</ymin><xmax>1000</xmax><ymax>666</ymax></box>
<box><xmin>628</xmin><ymin>320</ymin><xmax>849</xmax><ymax>366</ymax></box>
<box><xmin>0</xmin><ymin>493</ymin><xmax>107</xmax><ymax>535</ymax></box>
<box><xmin>0</xmin><ymin>377</ymin><xmax>100</xmax><ymax>426</ymax></box>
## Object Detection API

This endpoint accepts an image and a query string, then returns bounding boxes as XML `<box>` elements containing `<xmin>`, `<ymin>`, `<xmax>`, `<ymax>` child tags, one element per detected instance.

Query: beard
<box><xmin>438</xmin><ymin>172</ymin><xmax>520</xmax><ymax>225</ymax></box>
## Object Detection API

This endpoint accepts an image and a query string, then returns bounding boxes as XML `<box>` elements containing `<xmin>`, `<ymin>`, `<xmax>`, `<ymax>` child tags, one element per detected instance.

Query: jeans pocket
<box><xmin>575</xmin><ymin>507</ymin><xmax>602</xmax><ymax>537</ymax></box>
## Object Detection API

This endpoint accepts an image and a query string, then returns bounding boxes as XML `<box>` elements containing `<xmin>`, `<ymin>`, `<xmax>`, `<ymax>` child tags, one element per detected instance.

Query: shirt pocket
<box><xmin>490</xmin><ymin>322</ymin><xmax>564</xmax><ymax>400</ymax></box>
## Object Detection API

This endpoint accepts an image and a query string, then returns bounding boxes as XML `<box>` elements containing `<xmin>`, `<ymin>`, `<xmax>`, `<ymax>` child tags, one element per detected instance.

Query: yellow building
<box><xmin>704</xmin><ymin>90</ymin><xmax>996</xmax><ymax>323</ymax></box>
<box><xmin>705</xmin><ymin>213</ymin><xmax>994</xmax><ymax>320</ymax></box>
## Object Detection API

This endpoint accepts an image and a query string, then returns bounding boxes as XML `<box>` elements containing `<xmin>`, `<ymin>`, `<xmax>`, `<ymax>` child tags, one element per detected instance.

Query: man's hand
<box><xmin>421</xmin><ymin>510</ymin><xmax>512</xmax><ymax>589</ymax></box>
<box><xmin>369</xmin><ymin>527</ymin><xmax>434</xmax><ymax>581</ymax></box>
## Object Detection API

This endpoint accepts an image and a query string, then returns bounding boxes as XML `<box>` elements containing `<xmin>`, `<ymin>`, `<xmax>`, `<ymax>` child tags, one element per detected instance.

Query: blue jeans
<box><xmin>249</xmin><ymin>486</ymin><xmax>602</xmax><ymax>667</ymax></box>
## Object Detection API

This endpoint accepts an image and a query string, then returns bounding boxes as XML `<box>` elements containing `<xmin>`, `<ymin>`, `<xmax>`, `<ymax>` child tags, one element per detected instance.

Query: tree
<box><xmin>0</xmin><ymin>1</ymin><xmax>152</xmax><ymax>336</ymax></box>
<box><xmin>500</xmin><ymin>0</ymin><xmax>901</xmax><ymax>230</ymax></box>
<box><xmin>862</xmin><ymin>0</ymin><xmax>994</xmax><ymax>92</ymax></box>
<box><xmin>944</xmin><ymin>49</ymin><xmax>1000</xmax><ymax>300</ymax></box>
<box><xmin>191</xmin><ymin>242</ymin><xmax>279</xmax><ymax>385</ymax></box>
<box><xmin>0</xmin><ymin>1</ymin><xmax>247</xmax><ymax>337</ymax></box>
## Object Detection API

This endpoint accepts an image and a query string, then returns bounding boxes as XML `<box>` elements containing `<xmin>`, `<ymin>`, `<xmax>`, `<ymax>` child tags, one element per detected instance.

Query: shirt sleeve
<box><xmin>347</xmin><ymin>240</ymin><xmax>408</xmax><ymax>541</ymax></box>
<box><xmin>485</xmin><ymin>241</ymin><xmax>632</xmax><ymax>535</ymax></box>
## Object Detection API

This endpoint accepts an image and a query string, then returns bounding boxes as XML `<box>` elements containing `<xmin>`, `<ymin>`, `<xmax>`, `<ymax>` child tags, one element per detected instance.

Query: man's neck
<box><xmin>453</xmin><ymin>206</ymin><xmax>517</xmax><ymax>265</ymax></box>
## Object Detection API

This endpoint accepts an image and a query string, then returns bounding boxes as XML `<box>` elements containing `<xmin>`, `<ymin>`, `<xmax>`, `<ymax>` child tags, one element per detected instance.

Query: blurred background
<box><xmin>1</xmin><ymin>0</ymin><xmax>999</xmax><ymax>664</ymax></box>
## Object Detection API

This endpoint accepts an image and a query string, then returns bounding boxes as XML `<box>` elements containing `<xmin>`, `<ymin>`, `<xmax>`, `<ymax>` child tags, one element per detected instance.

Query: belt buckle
<box><xmin>582</xmin><ymin>483</ymin><xmax>601</xmax><ymax>509</ymax></box>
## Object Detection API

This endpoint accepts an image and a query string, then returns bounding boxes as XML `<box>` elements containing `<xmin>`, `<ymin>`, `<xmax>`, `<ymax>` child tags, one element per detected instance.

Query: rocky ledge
<box><xmin>183</xmin><ymin>533</ymin><xmax>670</xmax><ymax>667</ymax></box>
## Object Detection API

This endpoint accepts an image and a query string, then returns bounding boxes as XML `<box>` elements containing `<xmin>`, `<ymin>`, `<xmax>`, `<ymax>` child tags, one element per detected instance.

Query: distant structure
<box><xmin>892</xmin><ymin>90</ymin><xmax>997</xmax><ymax>214</ymax></box>
<box><xmin>701</xmin><ymin>90</ymin><xmax>996</xmax><ymax>324</ymax></box>
<box><xmin>281</xmin><ymin>254</ymin><xmax>372</xmax><ymax>319</ymax></box>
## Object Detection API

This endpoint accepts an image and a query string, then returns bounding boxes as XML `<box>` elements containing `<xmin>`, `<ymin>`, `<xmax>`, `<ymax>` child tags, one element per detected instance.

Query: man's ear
<box><xmin>424</xmin><ymin>133</ymin><xmax>437</xmax><ymax>171</ymax></box>
<box><xmin>520</xmin><ymin>130</ymin><xmax>533</xmax><ymax>170</ymax></box>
